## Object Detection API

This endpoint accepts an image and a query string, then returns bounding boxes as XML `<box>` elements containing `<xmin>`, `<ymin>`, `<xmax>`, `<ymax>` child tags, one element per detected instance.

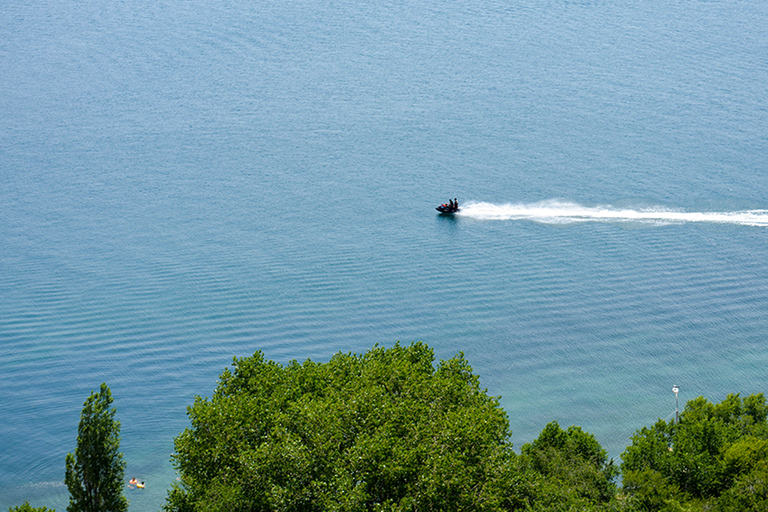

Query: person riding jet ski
<box><xmin>436</xmin><ymin>198</ymin><xmax>460</xmax><ymax>213</ymax></box>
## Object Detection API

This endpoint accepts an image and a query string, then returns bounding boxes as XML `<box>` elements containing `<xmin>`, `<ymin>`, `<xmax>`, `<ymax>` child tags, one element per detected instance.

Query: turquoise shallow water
<box><xmin>2</xmin><ymin>0</ymin><xmax>768</xmax><ymax>509</ymax></box>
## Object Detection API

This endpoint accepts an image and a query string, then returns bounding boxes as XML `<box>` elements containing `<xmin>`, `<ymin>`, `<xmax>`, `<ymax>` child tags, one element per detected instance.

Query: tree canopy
<box><xmin>518</xmin><ymin>421</ymin><xmax>618</xmax><ymax>510</ymax></box>
<box><xmin>621</xmin><ymin>392</ymin><xmax>768</xmax><ymax>511</ymax></box>
<box><xmin>8</xmin><ymin>502</ymin><xmax>54</xmax><ymax>512</ymax></box>
<box><xmin>64</xmin><ymin>383</ymin><xmax>128</xmax><ymax>512</ymax></box>
<box><xmin>165</xmin><ymin>342</ymin><xmax>522</xmax><ymax>511</ymax></box>
<box><xmin>12</xmin><ymin>345</ymin><xmax>768</xmax><ymax>511</ymax></box>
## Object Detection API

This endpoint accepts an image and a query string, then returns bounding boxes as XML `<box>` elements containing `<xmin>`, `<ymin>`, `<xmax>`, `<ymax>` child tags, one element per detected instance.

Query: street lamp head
<box><xmin>672</xmin><ymin>385</ymin><xmax>679</xmax><ymax>395</ymax></box>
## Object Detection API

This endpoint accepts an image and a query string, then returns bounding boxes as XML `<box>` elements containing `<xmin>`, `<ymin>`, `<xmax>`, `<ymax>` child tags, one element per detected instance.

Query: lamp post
<box><xmin>672</xmin><ymin>385</ymin><xmax>679</xmax><ymax>423</ymax></box>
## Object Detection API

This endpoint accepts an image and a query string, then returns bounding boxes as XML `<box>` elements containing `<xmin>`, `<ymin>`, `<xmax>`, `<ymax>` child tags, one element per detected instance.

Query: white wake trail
<box><xmin>456</xmin><ymin>201</ymin><xmax>768</xmax><ymax>227</ymax></box>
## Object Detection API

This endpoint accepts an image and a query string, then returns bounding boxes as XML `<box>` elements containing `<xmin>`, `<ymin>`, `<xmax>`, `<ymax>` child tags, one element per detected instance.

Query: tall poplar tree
<box><xmin>64</xmin><ymin>383</ymin><xmax>128</xmax><ymax>512</ymax></box>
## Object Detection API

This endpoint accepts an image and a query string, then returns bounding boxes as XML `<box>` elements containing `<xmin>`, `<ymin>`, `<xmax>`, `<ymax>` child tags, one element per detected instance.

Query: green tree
<box><xmin>621</xmin><ymin>468</ymin><xmax>683</xmax><ymax>512</ymax></box>
<box><xmin>8</xmin><ymin>502</ymin><xmax>54</xmax><ymax>512</ymax></box>
<box><xmin>64</xmin><ymin>383</ymin><xmax>128</xmax><ymax>512</ymax></box>
<box><xmin>621</xmin><ymin>393</ymin><xmax>768</xmax><ymax>510</ymax></box>
<box><xmin>165</xmin><ymin>342</ymin><xmax>521</xmax><ymax>511</ymax></box>
<box><xmin>716</xmin><ymin>463</ymin><xmax>768</xmax><ymax>511</ymax></box>
<box><xmin>519</xmin><ymin>421</ymin><xmax>618</xmax><ymax>510</ymax></box>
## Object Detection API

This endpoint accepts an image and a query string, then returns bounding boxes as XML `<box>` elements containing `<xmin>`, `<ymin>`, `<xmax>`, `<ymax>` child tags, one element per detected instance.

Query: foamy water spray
<box><xmin>456</xmin><ymin>200</ymin><xmax>768</xmax><ymax>227</ymax></box>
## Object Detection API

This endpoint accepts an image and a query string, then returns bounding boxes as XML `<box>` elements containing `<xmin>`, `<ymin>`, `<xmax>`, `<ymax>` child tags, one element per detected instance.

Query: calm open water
<box><xmin>2</xmin><ymin>0</ymin><xmax>768</xmax><ymax>509</ymax></box>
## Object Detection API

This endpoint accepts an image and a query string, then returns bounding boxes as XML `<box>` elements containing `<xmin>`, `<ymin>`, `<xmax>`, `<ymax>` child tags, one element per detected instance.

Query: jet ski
<box><xmin>436</xmin><ymin>201</ymin><xmax>460</xmax><ymax>214</ymax></box>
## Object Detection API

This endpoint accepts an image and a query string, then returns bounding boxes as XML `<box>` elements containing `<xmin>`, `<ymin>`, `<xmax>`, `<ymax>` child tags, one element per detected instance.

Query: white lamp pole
<box><xmin>672</xmin><ymin>385</ymin><xmax>679</xmax><ymax>423</ymax></box>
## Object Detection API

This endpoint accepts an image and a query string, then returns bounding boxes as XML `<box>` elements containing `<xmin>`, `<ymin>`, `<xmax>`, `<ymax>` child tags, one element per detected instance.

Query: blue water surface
<box><xmin>2</xmin><ymin>0</ymin><xmax>768</xmax><ymax>509</ymax></box>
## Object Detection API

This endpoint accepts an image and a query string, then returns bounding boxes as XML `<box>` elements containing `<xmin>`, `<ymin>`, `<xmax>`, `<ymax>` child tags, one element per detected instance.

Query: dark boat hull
<box><xmin>436</xmin><ymin>205</ymin><xmax>460</xmax><ymax>214</ymax></box>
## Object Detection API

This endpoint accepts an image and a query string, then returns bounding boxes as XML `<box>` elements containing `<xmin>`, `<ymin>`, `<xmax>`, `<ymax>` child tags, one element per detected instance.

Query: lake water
<box><xmin>2</xmin><ymin>0</ymin><xmax>767</xmax><ymax>509</ymax></box>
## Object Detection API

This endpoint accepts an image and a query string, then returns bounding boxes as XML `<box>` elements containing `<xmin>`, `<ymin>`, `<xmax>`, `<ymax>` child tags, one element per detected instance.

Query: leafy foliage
<box><xmin>8</xmin><ymin>502</ymin><xmax>55</xmax><ymax>512</ymax></box>
<box><xmin>12</xmin><ymin>343</ymin><xmax>768</xmax><ymax>511</ymax></box>
<box><xmin>621</xmin><ymin>468</ymin><xmax>684</xmax><ymax>512</ymax></box>
<box><xmin>165</xmin><ymin>342</ymin><xmax>520</xmax><ymax>511</ymax></box>
<box><xmin>519</xmin><ymin>421</ymin><xmax>618</xmax><ymax>510</ymax></box>
<box><xmin>621</xmin><ymin>393</ymin><xmax>768</xmax><ymax>511</ymax></box>
<box><xmin>64</xmin><ymin>383</ymin><xmax>128</xmax><ymax>512</ymax></box>
<box><xmin>716</xmin><ymin>463</ymin><xmax>768</xmax><ymax>511</ymax></box>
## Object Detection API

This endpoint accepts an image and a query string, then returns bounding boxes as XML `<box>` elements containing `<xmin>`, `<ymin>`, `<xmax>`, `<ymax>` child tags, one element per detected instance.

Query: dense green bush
<box><xmin>518</xmin><ymin>421</ymin><xmax>618</xmax><ymax>511</ymax></box>
<box><xmin>164</xmin><ymin>342</ymin><xmax>626</xmax><ymax>511</ymax></box>
<box><xmin>621</xmin><ymin>393</ymin><xmax>768</xmax><ymax>511</ymax></box>
<box><xmin>8</xmin><ymin>502</ymin><xmax>55</xmax><ymax>512</ymax></box>
<box><xmin>164</xmin><ymin>342</ymin><xmax>521</xmax><ymax>511</ymax></box>
<box><xmin>18</xmin><ymin>343</ymin><xmax>767</xmax><ymax>511</ymax></box>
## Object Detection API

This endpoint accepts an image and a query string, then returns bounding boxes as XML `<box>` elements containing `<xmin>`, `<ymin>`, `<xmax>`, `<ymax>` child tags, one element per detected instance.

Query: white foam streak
<box><xmin>457</xmin><ymin>201</ymin><xmax>768</xmax><ymax>227</ymax></box>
